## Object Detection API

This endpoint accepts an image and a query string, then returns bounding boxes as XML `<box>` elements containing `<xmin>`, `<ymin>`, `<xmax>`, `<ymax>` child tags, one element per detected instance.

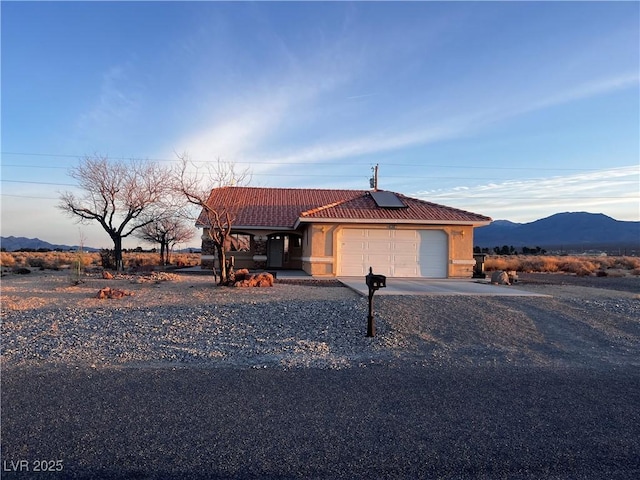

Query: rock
<box><xmin>102</xmin><ymin>271</ymin><xmax>114</xmax><ymax>280</ymax></box>
<box><xmin>490</xmin><ymin>270</ymin><xmax>510</xmax><ymax>285</ymax></box>
<box><xmin>235</xmin><ymin>268</ymin><xmax>250</xmax><ymax>277</ymax></box>
<box><xmin>233</xmin><ymin>272</ymin><xmax>274</xmax><ymax>287</ymax></box>
<box><xmin>96</xmin><ymin>287</ymin><xmax>133</xmax><ymax>299</ymax></box>
<box><xmin>257</xmin><ymin>274</ymin><xmax>274</xmax><ymax>287</ymax></box>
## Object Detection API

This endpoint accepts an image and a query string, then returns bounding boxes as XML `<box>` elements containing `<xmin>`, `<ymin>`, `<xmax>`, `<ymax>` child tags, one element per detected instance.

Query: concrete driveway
<box><xmin>338</xmin><ymin>277</ymin><xmax>547</xmax><ymax>296</ymax></box>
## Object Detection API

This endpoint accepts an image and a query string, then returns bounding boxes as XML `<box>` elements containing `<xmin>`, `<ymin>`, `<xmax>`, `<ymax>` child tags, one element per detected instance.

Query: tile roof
<box><xmin>197</xmin><ymin>187</ymin><xmax>491</xmax><ymax>228</ymax></box>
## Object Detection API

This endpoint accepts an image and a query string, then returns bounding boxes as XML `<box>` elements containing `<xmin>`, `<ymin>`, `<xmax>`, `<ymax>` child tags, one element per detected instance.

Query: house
<box><xmin>197</xmin><ymin>187</ymin><xmax>492</xmax><ymax>278</ymax></box>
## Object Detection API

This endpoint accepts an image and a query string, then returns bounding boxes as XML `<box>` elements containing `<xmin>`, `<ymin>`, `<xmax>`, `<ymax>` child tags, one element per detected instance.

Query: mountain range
<box><xmin>0</xmin><ymin>236</ymin><xmax>101</xmax><ymax>252</ymax></box>
<box><xmin>474</xmin><ymin>212</ymin><xmax>639</xmax><ymax>252</ymax></box>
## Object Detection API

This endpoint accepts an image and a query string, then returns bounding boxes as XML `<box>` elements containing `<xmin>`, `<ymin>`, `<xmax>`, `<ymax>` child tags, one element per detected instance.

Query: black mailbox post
<box><xmin>365</xmin><ymin>267</ymin><xmax>386</xmax><ymax>337</ymax></box>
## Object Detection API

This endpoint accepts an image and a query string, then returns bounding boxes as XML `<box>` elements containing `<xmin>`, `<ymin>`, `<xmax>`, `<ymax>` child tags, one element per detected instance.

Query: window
<box><xmin>226</xmin><ymin>233</ymin><xmax>251</xmax><ymax>252</ymax></box>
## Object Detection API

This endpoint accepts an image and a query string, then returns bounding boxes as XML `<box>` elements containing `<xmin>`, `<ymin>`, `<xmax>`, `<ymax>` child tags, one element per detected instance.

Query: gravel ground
<box><xmin>1</xmin><ymin>271</ymin><xmax>638</xmax><ymax>370</ymax></box>
<box><xmin>1</xmin><ymin>271</ymin><xmax>639</xmax><ymax>478</ymax></box>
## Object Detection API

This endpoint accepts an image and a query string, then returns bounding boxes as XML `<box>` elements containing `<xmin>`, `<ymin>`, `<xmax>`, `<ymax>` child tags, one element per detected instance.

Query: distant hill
<box><xmin>0</xmin><ymin>236</ymin><xmax>100</xmax><ymax>252</ymax></box>
<box><xmin>474</xmin><ymin>212</ymin><xmax>640</xmax><ymax>253</ymax></box>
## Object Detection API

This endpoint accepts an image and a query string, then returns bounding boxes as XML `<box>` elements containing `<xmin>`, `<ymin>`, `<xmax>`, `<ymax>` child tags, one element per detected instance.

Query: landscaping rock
<box><xmin>96</xmin><ymin>287</ymin><xmax>133</xmax><ymax>299</ymax></box>
<box><xmin>233</xmin><ymin>271</ymin><xmax>274</xmax><ymax>288</ymax></box>
<box><xmin>491</xmin><ymin>270</ymin><xmax>510</xmax><ymax>285</ymax></box>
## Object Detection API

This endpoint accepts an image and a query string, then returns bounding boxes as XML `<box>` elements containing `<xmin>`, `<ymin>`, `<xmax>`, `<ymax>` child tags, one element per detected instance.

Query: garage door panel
<box><xmin>391</xmin><ymin>241</ymin><xmax>418</xmax><ymax>252</ymax></box>
<box><xmin>338</xmin><ymin>228</ymin><xmax>448</xmax><ymax>278</ymax></box>
<box><xmin>340</xmin><ymin>241</ymin><xmax>368</xmax><ymax>253</ymax></box>
<box><xmin>366</xmin><ymin>229</ymin><xmax>394</xmax><ymax>240</ymax></box>
<box><xmin>393</xmin><ymin>229</ymin><xmax>418</xmax><ymax>241</ymax></box>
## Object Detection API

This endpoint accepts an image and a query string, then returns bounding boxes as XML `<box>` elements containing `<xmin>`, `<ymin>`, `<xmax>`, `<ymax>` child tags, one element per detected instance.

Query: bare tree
<box><xmin>59</xmin><ymin>155</ymin><xmax>171</xmax><ymax>271</ymax></box>
<box><xmin>173</xmin><ymin>153</ymin><xmax>251</xmax><ymax>285</ymax></box>
<box><xmin>136</xmin><ymin>216</ymin><xmax>195</xmax><ymax>265</ymax></box>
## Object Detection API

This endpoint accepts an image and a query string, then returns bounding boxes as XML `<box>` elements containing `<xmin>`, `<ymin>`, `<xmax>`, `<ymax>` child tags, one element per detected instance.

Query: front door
<box><xmin>267</xmin><ymin>235</ymin><xmax>284</xmax><ymax>268</ymax></box>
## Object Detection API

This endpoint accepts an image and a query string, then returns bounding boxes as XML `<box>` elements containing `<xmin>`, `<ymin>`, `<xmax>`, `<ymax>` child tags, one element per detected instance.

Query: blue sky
<box><xmin>1</xmin><ymin>1</ymin><xmax>638</xmax><ymax>249</ymax></box>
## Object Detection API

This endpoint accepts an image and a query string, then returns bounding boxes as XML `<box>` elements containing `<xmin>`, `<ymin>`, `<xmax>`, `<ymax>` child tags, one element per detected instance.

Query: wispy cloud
<box><xmin>175</xmin><ymin>103</ymin><xmax>286</xmax><ymax>163</ymax></box>
<box><xmin>245</xmin><ymin>73</ymin><xmax>639</xmax><ymax>169</ymax></box>
<box><xmin>414</xmin><ymin>166</ymin><xmax>640</xmax><ymax>222</ymax></box>
<box><xmin>77</xmin><ymin>64</ymin><xmax>140</xmax><ymax>130</ymax></box>
<box><xmin>497</xmin><ymin>73</ymin><xmax>640</xmax><ymax>121</ymax></box>
<box><xmin>167</xmin><ymin>51</ymin><xmax>353</xmax><ymax>168</ymax></box>
<box><xmin>252</xmin><ymin>122</ymin><xmax>460</xmax><ymax>166</ymax></box>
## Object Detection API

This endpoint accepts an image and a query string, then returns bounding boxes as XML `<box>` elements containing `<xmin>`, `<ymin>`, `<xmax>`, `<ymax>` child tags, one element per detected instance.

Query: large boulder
<box><xmin>490</xmin><ymin>270</ymin><xmax>510</xmax><ymax>285</ymax></box>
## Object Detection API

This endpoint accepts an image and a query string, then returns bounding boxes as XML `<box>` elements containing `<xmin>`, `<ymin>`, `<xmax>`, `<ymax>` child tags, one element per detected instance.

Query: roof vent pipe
<box><xmin>369</xmin><ymin>164</ymin><xmax>379</xmax><ymax>191</ymax></box>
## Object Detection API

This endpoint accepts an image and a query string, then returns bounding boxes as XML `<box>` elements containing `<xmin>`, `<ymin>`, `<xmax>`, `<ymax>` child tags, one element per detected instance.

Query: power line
<box><xmin>1</xmin><ymin>179</ymin><xmax>77</xmax><ymax>187</ymax></box>
<box><xmin>3</xmin><ymin>171</ymin><xmax>639</xmax><ymax>185</ymax></box>
<box><xmin>0</xmin><ymin>151</ymin><xmax>615</xmax><ymax>172</ymax></box>
<box><xmin>1</xmin><ymin>192</ymin><xmax>635</xmax><ymax>201</ymax></box>
<box><xmin>1</xmin><ymin>193</ymin><xmax>60</xmax><ymax>200</ymax></box>
<box><xmin>1</xmin><ymin>164</ymin><xmax>68</xmax><ymax>170</ymax></box>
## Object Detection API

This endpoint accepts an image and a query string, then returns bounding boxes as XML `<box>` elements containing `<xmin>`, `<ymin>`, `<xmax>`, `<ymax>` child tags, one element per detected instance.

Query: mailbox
<box><xmin>365</xmin><ymin>267</ymin><xmax>386</xmax><ymax>337</ymax></box>
<box><xmin>366</xmin><ymin>268</ymin><xmax>387</xmax><ymax>292</ymax></box>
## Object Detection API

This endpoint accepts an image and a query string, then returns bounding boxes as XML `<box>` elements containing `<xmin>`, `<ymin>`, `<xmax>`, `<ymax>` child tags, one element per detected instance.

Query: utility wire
<box><xmin>1</xmin><ymin>194</ymin><xmax>60</xmax><ymax>200</ymax></box>
<box><xmin>1</xmin><ymin>191</ymin><xmax>635</xmax><ymax>201</ymax></box>
<box><xmin>0</xmin><ymin>151</ymin><xmax>614</xmax><ymax>172</ymax></box>
<box><xmin>2</xmin><ymin>179</ymin><xmax>77</xmax><ymax>187</ymax></box>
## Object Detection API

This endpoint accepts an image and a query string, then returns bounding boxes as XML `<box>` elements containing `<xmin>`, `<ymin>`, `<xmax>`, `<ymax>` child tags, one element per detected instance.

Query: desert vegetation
<box><xmin>484</xmin><ymin>255</ymin><xmax>640</xmax><ymax>276</ymax></box>
<box><xmin>2</xmin><ymin>252</ymin><xmax>639</xmax><ymax>277</ymax></box>
<box><xmin>0</xmin><ymin>251</ymin><xmax>201</xmax><ymax>271</ymax></box>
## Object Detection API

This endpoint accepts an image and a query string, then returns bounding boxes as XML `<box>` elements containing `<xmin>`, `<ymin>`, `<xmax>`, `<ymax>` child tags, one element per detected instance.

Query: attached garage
<box><xmin>337</xmin><ymin>228</ymin><xmax>449</xmax><ymax>278</ymax></box>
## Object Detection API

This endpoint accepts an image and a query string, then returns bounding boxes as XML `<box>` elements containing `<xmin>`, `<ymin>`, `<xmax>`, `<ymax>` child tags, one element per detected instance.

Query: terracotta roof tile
<box><xmin>197</xmin><ymin>187</ymin><xmax>491</xmax><ymax>228</ymax></box>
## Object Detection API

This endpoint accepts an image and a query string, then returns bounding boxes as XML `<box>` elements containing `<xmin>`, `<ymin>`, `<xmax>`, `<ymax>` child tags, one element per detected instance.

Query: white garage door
<box><xmin>337</xmin><ymin>228</ymin><xmax>448</xmax><ymax>278</ymax></box>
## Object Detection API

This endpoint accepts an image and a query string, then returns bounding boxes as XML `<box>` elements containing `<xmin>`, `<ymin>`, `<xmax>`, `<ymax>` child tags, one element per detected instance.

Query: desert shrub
<box><xmin>518</xmin><ymin>257</ymin><xmax>560</xmax><ymax>273</ymax></box>
<box><xmin>517</xmin><ymin>257</ymin><xmax>540</xmax><ymax>273</ymax></box>
<box><xmin>1</xmin><ymin>252</ymin><xmax>99</xmax><ymax>270</ymax></box>
<box><xmin>25</xmin><ymin>255</ymin><xmax>46</xmax><ymax>268</ymax></box>
<box><xmin>11</xmin><ymin>254</ymin><xmax>28</xmax><ymax>268</ymax></box>
<box><xmin>126</xmin><ymin>253</ymin><xmax>157</xmax><ymax>268</ymax></box>
<box><xmin>95</xmin><ymin>251</ymin><xmax>200</xmax><ymax>270</ymax></box>
<box><xmin>557</xmin><ymin>258</ymin><xmax>597</xmax><ymax>276</ymax></box>
<box><xmin>612</xmin><ymin>257</ymin><xmax>640</xmax><ymax>270</ymax></box>
<box><xmin>100</xmin><ymin>249</ymin><xmax>117</xmax><ymax>270</ymax></box>
<box><xmin>484</xmin><ymin>256</ymin><xmax>520</xmax><ymax>272</ymax></box>
<box><xmin>631</xmin><ymin>268</ymin><xmax>640</xmax><ymax>276</ymax></box>
<box><xmin>482</xmin><ymin>255</ymin><xmax>640</xmax><ymax>274</ymax></box>
<box><xmin>171</xmin><ymin>253</ymin><xmax>200</xmax><ymax>267</ymax></box>
<box><xmin>0</xmin><ymin>252</ymin><xmax>16</xmax><ymax>268</ymax></box>
<box><xmin>540</xmin><ymin>257</ymin><xmax>561</xmax><ymax>272</ymax></box>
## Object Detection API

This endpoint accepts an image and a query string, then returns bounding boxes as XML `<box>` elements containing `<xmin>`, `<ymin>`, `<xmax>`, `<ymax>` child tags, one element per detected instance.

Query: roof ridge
<box><xmin>213</xmin><ymin>186</ymin><xmax>368</xmax><ymax>193</ymax></box>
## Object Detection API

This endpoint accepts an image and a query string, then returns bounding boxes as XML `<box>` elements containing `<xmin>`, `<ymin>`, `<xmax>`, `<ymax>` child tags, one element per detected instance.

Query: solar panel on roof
<box><xmin>370</xmin><ymin>191</ymin><xmax>407</xmax><ymax>208</ymax></box>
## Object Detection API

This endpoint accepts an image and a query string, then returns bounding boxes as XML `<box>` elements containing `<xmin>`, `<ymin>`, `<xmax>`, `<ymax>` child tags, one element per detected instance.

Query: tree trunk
<box><xmin>216</xmin><ymin>243</ymin><xmax>227</xmax><ymax>285</ymax></box>
<box><xmin>164</xmin><ymin>241</ymin><xmax>171</xmax><ymax>265</ymax></box>
<box><xmin>159</xmin><ymin>241</ymin><xmax>166</xmax><ymax>266</ymax></box>
<box><xmin>113</xmin><ymin>236</ymin><xmax>124</xmax><ymax>272</ymax></box>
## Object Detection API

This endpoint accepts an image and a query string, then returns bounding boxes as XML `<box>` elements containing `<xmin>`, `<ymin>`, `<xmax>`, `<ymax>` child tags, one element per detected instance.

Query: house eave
<box><xmin>197</xmin><ymin>224</ymin><xmax>298</xmax><ymax>231</ymax></box>
<box><xmin>294</xmin><ymin>217</ymin><xmax>491</xmax><ymax>228</ymax></box>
